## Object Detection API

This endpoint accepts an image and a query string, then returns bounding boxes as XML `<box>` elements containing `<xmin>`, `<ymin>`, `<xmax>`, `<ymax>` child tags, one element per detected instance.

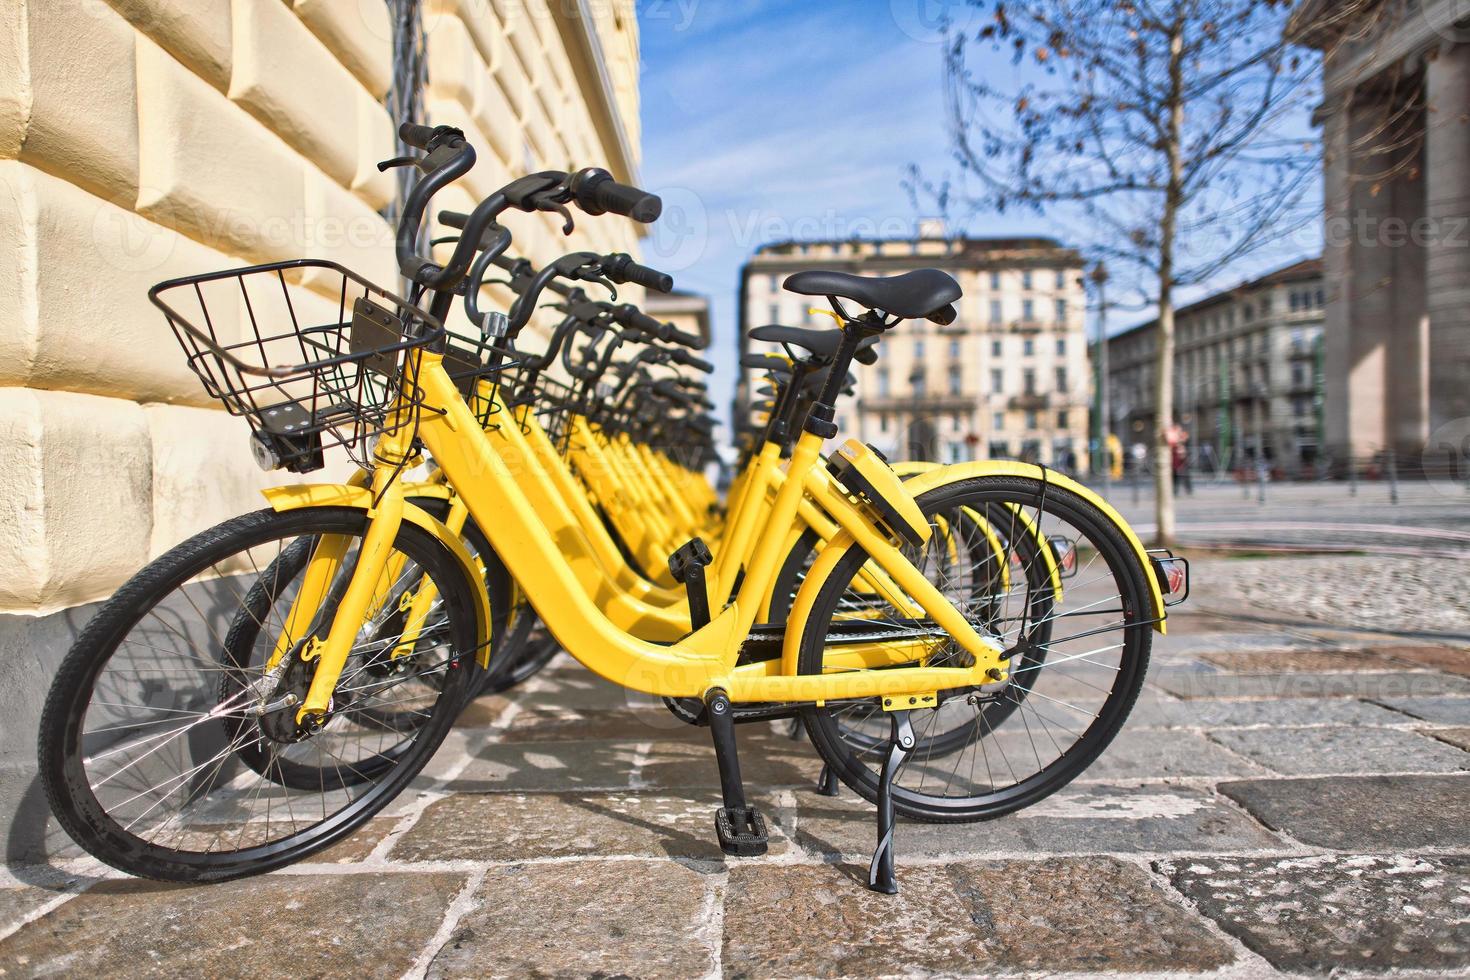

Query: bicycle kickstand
<box><xmin>867</xmin><ymin>709</ymin><xmax>914</xmax><ymax>894</ymax></box>
<box><xmin>706</xmin><ymin>688</ymin><xmax>769</xmax><ymax>856</ymax></box>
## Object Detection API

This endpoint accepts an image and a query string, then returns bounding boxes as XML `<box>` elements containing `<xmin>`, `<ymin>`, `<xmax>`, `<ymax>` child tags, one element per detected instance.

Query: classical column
<box><xmin>1425</xmin><ymin>41</ymin><xmax>1470</xmax><ymax>434</ymax></box>
<box><xmin>1320</xmin><ymin>97</ymin><xmax>1354</xmax><ymax>461</ymax></box>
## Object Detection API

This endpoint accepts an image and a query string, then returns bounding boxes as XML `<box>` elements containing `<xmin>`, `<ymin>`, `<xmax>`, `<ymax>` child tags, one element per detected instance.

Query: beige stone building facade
<box><xmin>1292</xmin><ymin>0</ymin><xmax>1470</xmax><ymax>463</ymax></box>
<box><xmin>0</xmin><ymin>0</ymin><xmax>643</xmax><ymax>854</ymax></box>
<box><xmin>737</xmin><ymin>228</ymin><xmax>1090</xmax><ymax>470</ymax></box>
<box><xmin>1102</xmin><ymin>259</ymin><xmax>1326</xmax><ymax>474</ymax></box>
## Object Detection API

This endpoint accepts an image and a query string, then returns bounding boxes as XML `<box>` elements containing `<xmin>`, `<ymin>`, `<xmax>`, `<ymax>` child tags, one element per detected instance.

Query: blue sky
<box><xmin>635</xmin><ymin>1</ymin><xmax>1046</xmax><ymax>417</ymax></box>
<box><xmin>634</xmin><ymin>2</ymin><xmax>1322</xmax><ymax>422</ymax></box>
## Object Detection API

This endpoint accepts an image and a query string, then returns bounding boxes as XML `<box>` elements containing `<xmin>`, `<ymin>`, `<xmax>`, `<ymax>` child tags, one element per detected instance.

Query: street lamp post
<box><xmin>1090</xmin><ymin>263</ymin><xmax>1111</xmax><ymax>495</ymax></box>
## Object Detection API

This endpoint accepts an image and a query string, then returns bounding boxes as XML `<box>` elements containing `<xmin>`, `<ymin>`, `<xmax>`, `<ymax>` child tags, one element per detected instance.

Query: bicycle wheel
<box><xmin>798</xmin><ymin>476</ymin><xmax>1152</xmax><ymax>821</ymax></box>
<box><xmin>772</xmin><ymin>508</ymin><xmax>1056</xmax><ymax>756</ymax></box>
<box><xmin>38</xmin><ymin>507</ymin><xmax>482</xmax><ymax>882</ymax></box>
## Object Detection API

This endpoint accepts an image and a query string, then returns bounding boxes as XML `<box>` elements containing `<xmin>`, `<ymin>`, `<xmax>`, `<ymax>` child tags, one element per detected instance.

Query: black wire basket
<box><xmin>149</xmin><ymin>259</ymin><xmax>445</xmax><ymax>473</ymax></box>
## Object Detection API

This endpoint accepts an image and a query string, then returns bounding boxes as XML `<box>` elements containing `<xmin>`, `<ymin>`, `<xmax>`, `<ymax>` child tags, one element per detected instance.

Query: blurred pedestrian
<box><xmin>1168</xmin><ymin>423</ymin><xmax>1193</xmax><ymax>495</ymax></box>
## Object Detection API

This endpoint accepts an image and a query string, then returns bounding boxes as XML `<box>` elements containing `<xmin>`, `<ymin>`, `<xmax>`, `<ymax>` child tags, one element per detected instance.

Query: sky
<box><xmin>633</xmin><ymin>1</ymin><xmax>1323</xmax><ymax>425</ymax></box>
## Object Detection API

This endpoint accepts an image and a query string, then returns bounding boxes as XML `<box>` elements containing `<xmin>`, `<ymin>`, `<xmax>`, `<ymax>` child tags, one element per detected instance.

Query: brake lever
<box><xmin>528</xmin><ymin>190</ymin><xmax>575</xmax><ymax>234</ymax></box>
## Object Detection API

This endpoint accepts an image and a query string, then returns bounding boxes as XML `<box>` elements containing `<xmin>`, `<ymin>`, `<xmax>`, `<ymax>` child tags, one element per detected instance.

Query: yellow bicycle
<box><xmin>39</xmin><ymin>123</ymin><xmax>1186</xmax><ymax>891</ymax></box>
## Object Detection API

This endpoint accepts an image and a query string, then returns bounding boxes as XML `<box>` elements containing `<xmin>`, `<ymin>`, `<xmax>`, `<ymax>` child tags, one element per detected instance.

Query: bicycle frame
<box><xmin>276</xmin><ymin>348</ymin><xmax>1010</xmax><ymax>723</ymax></box>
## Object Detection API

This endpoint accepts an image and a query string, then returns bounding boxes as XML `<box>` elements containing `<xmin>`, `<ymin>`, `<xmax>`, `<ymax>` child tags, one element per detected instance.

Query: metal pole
<box><xmin>1097</xmin><ymin>273</ymin><xmax>1111</xmax><ymax>497</ymax></box>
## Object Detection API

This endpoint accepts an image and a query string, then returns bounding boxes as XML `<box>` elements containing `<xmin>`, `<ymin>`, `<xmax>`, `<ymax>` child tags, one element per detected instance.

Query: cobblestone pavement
<box><xmin>3</xmin><ymin>558</ymin><xmax>1468</xmax><ymax>978</ymax></box>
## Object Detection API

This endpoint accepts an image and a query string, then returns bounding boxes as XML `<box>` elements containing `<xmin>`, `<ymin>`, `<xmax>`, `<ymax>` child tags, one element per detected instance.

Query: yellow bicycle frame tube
<box><xmin>299</xmin><ymin>350</ymin><xmax>1009</xmax><ymax>703</ymax></box>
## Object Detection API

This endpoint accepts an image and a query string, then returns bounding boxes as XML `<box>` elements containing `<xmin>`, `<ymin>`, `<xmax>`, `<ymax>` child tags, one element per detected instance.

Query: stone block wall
<box><xmin>0</xmin><ymin>0</ymin><xmax>643</xmax><ymax>859</ymax></box>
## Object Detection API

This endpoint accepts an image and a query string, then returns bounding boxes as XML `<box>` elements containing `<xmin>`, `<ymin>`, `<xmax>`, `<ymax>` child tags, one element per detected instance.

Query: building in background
<box><xmin>1290</xmin><ymin>0</ymin><xmax>1470</xmax><ymax>465</ymax></box>
<box><xmin>736</xmin><ymin>224</ymin><xmax>1090</xmax><ymax>470</ymax></box>
<box><xmin>1101</xmin><ymin>259</ymin><xmax>1326</xmax><ymax>475</ymax></box>
<box><xmin>0</xmin><ymin>0</ymin><xmax>643</xmax><ymax>856</ymax></box>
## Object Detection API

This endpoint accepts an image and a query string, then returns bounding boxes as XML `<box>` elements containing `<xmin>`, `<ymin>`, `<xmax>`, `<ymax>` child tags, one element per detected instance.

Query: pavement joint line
<box><xmin>0</xmin><ymin>874</ymin><xmax>92</xmax><ymax>945</ymax></box>
<box><xmin>1196</xmin><ymin>729</ymin><xmax>1282</xmax><ymax>775</ymax></box>
<box><xmin>692</xmin><ymin>865</ymin><xmax>725</xmax><ymax>980</ymax></box>
<box><xmin>402</xmin><ymin>864</ymin><xmax>487</xmax><ymax>980</ymax></box>
<box><xmin>626</xmin><ymin>739</ymin><xmax>654</xmax><ymax>789</ymax></box>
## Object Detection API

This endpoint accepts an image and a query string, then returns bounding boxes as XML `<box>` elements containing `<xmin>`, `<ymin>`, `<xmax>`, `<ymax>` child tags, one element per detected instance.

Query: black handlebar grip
<box><xmin>671</xmin><ymin>349</ymin><xmax>714</xmax><ymax>373</ymax></box>
<box><xmin>666</xmin><ymin>326</ymin><xmax>705</xmax><ymax>350</ymax></box>
<box><xmin>603</xmin><ymin>253</ymin><xmax>673</xmax><ymax>293</ymax></box>
<box><xmin>610</xmin><ymin>304</ymin><xmax>669</xmax><ymax>339</ymax></box>
<box><xmin>438</xmin><ymin>209</ymin><xmax>468</xmax><ymax>229</ymax></box>
<box><xmin>854</xmin><ymin>345</ymin><xmax>879</xmax><ymax>365</ymax></box>
<box><xmin>399</xmin><ymin>122</ymin><xmax>439</xmax><ymax>150</ymax></box>
<box><xmin>569</xmin><ymin>168</ymin><xmax>662</xmax><ymax>223</ymax></box>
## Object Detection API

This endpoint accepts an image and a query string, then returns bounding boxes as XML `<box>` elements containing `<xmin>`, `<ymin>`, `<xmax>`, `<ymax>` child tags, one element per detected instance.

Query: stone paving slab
<box><xmin>389</xmin><ymin>790</ymin><xmax>792</xmax><ymax>863</ymax></box>
<box><xmin>1219</xmin><ymin>774</ymin><xmax>1470</xmax><ymax>849</ymax></box>
<box><xmin>1429</xmin><ymin>727</ymin><xmax>1470</xmax><ymax>751</ymax></box>
<box><xmin>424</xmin><ymin>861</ymin><xmax>714</xmax><ymax>978</ymax></box>
<box><xmin>722</xmin><ymin>857</ymin><xmax>1234</xmax><ymax>977</ymax></box>
<box><xmin>1373</xmin><ymin>694</ymin><xmax>1470</xmax><ymax>725</ymax></box>
<box><xmin>447</xmin><ymin>738</ymin><xmax>644</xmax><ymax>792</ymax></box>
<box><xmin>987</xmin><ymin>728</ymin><xmax>1267</xmax><ymax>779</ymax></box>
<box><xmin>1151</xmin><ymin>669</ymin><xmax>1470</xmax><ymax>700</ymax></box>
<box><xmin>1156</xmin><ymin>631</ymin><xmax>1335</xmax><ymax>657</ymax></box>
<box><xmin>1126</xmin><ymin>695</ymin><xmax>1410</xmax><ymax>729</ymax></box>
<box><xmin>1198</xmin><ymin>647</ymin><xmax>1381</xmax><ymax>672</ymax></box>
<box><xmin>1164</xmin><ymin>854</ymin><xmax>1470</xmax><ymax>973</ymax></box>
<box><xmin>0</xmin><ymin>872</ymin><xmax>467</xmax><ymax>978</ymax></box>
<box><xmin>793</xmin><ymin>782</ymin><xmax>1285</xmax><ymax>859</ymax></box>
<box><xmin>1209</xmin><ymin>725</ymin><xmax>1470</xmax><ymax>775</ymax></box>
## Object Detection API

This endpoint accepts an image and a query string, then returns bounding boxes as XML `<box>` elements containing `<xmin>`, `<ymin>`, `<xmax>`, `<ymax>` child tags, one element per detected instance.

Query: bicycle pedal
<box><xmin>715</xmin><ymin>805</ymin><xmax>769</xmax><ymax>857</ymax></box>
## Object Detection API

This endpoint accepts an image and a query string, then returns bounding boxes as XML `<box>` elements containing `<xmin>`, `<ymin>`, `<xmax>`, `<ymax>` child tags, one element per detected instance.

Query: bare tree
<box><xmin>918</xmin><ymin>0</ymin><xmax>1375</xmax><ymax>545</ymax></box>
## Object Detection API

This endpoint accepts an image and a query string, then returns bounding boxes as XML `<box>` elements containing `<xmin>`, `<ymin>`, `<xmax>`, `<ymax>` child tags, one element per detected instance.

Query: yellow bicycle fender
<box><xmin>260</xmin><ymin>483</ymin><xmax>497</xmax><ymax>665</ymax></box>
<box><xmin>779</xmin><ymin>528</ymin><xmax>858</xmax><ymax>678</ymax></box>
<box><xmin>898</xmin><ymin>461</ymin><xmax>1167</xmax><ymax>633</ymax></box>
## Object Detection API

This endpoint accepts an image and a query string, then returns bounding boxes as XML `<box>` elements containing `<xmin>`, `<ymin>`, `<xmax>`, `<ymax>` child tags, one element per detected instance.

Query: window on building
<box><xmin>1025</xmin><ymin>409</ymin><xmax>1038</xmax><ymax>429</ymax></box>
<box><xmin>769</xmin><ymin>275</ymin><xmax>779</xmax><ymax>292</ymax></box>
<box><xmin>1022</xmin><ymin>299</ymin><xmax>1034</xmax><ymax>321</ymax></box>
<box><xmin>877</xmin><ymin>368</ymin><xmax>890</xmax><ymax>397</ymax></box>
<box><xmin>1055</xmin><ymin>366</ymin><xmax>1068</xmax><ymax>391</ymax></box>
<box><xmin>990</xmin><ymin>368</ymin><xmax>1003</xmax><ymax>391</ymax></box>
<box><xmin>951</xmin><ymin>412</ymin><xmax>962</xmax><ymax>432</ymax></box>
<box><xmin>989</xmin><ymin>441</ymin><xmax>1010</xmax><ymax>459</ymax></box>
<box><xmin>768</xmin><ymin>303</ymin><xmax>779</xmax><ymax>323</ymax></box>
<box><xmin>992</xmin><ymin>411</ymin><xmax>1005</xmax><ymax>430</ymax></box>
<box><xmin>1056</xmin><ymin>337</ymin><xmax>1066</xmax><ymax>355</ymax></box>
<box><xmin>947</xmin><ymin>364</ymin><xmax>962</xmax><ymax>395</ymax></box>
<box><xmin>880</xmin><ymin>413</ymin><xmax>889</xmax><ymax>432</ymax></box>
<box><xmin>1022</xmin><ymin>270</ymin><xmax>1033</xmax><ymax>290</ymax></box>
<box><xmin>991</xmin><ymin>339</ymin><xmax>1002</xmax><ymax>357</ymax></box>
<box><xmin>1023</xmin><ymin>338</ymin><xmax>1035</xmax><ymax>356</ymax></box>
<box><xmin>914</xmin><ymin>339</ymin><xmax>925</xmax><ymax>358</ymax></box>
<box><xmin>948</xmin><ymin>339</ymin><xmax>961</xmax><ymax>359</ymax></box>
<box><xmin>1023</xmin><ymin>368</ymin><xmax>1036</xmax><ymax>394</ymax></box>
<box><xmin>1055</xmin><ymin>298</ymin><xmax>1067</xmax><ymax>322</ymax></box>
<box><xmin>1293</xmin><ymin>396</ymin><xmax>1308</xmax><ymax>417</ymax></box>
<box><xmin>1057</xmin><ymin>409</ymin><xmax>1070</xmax><ymax>428</ymax></box>
<box><xmin>990</xmin><ymin>270</ymin><xmax>1000</xmax><ymax>290</ymax></box>
<box><xmin>912</xmin><ymin>372</ymin><xmax>927</xmax><ymax>397</ymax></box>
<box><xmin>989</xmin><ymin>299</ymin><xmax>1002</xmax><ymax>324</ymax></box>
<box><xmin>1291</xmin><ymin>362</ymin><xmax>1306</xmax><ymax>386</ymax></box>
<box><xmin>1259</xmin><ymin>295</ymin><xmax>1271</xmax><ymax>315</ymax></box>
<box><xmin>1055</xmin><ymin>269</ymin><xmax>1066</xmax><ymax>289</ymax></box>
<box><xmin>1315</xmin><ymin>288</ymin><xmax>1324</xmax><ymax>307</ymax></box>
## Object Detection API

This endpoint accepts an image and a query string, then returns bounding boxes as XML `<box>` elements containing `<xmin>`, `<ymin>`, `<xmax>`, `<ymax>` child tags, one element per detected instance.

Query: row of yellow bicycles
<box><xmin>38</xmin><ymin>123</ymin><xmax>1186</xmax><ymax>892</ymax></box>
